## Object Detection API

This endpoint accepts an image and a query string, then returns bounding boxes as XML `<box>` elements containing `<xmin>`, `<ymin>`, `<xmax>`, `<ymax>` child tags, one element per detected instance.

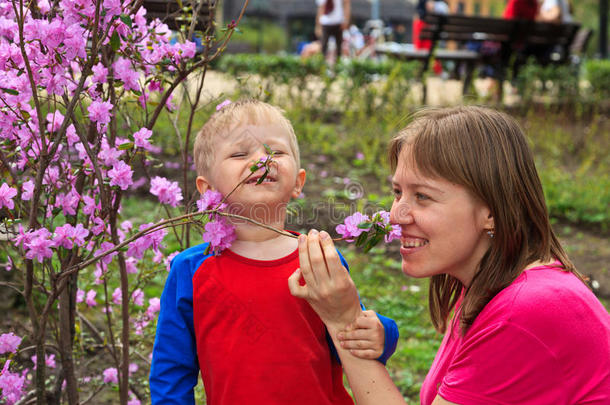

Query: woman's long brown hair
<box><xmin>389</xmin><ymin>106</ymin><xmax>584</xmax><ymax>334</ymax></box>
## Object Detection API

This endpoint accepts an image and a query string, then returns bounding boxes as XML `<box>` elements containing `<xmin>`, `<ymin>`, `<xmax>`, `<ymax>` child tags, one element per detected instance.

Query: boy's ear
<box><xmin>291</xmin><ymin>169</ymin><xmax>306</xmax><ymax>198</ymax></box>
<box><xmin>196</xmin><ymin>175</ymin><xmax>213</xmax><ymax>195</ymax></box>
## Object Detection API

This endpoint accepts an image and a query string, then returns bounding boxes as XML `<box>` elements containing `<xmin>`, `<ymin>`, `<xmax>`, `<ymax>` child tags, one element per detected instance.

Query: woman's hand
<box><xmin>288</xmin><ymin>230</ymin><xmax>363</xmax><ymax>331</ymax></box>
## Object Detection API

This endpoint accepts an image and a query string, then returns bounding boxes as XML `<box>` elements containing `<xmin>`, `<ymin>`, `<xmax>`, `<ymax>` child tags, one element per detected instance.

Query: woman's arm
<box><xmin>289</xmin><ymin>230</ymin><xmax>458</xmax><ymax>405</ymax></box>
<box><xmin>289</xmin><ymin>230</ymin><xmax>405</xmax><ymax>404</ymax></box>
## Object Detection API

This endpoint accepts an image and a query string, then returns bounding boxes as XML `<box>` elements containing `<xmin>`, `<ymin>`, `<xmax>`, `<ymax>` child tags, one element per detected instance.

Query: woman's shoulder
<box><xmin>482</xmin><ymin>267</ymin><xmax>609</xmax><ymax>339</ymax></box>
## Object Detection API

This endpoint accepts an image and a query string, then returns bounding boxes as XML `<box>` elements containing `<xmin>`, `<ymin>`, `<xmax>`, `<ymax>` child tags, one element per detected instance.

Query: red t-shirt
<box><xmin>192</xmin><ymin>248</ymin><xmax>354</xmax><ymax>405</ymax></box>
<box><xmin>503</xmin><ymin>0</ymin><xmax>538</xmax><ymax>20</ymax></box>
<box><xmin>421</xmin><ymin>264</ymin><xmax>610</xmax><ymax>405</ymax></box>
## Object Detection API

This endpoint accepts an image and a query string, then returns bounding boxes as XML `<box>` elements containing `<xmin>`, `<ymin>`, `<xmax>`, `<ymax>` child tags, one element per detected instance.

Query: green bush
<box><xmin>214</xmin><ymin>53</ymin><xmax>419</xmax><ymax>112</ymax></box>
<box><xmin>585</xmin><ymin>59</ymin><xmax>610</xmax><ymax>98</ymax></box>
<box><xmin>231</xmin><ymin>18</ymin><xmax>288</xmax><ymax>54</ymax></box>
<box><xmin>514</xmin><ymin>59</ymin><xmax>580</xmax><ymax>102</ymax></box>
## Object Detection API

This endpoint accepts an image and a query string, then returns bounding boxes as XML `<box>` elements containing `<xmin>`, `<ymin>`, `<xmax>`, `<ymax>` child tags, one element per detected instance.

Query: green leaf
<box><xmin>118</xmin><ymin>142</ymin><xmax>134</xmax><ymax>150</ymax></box>
<box><xmin>250</xmin><ymin>164</ymin><xmax>260</xmax><ymax>172</ymax></box>
<box><xmin>263</xmin><ymin>143</ymin><xmax>273</xmax><ymax>154</ymax></box>
<box><xmin>357</xmin><ymin>221</ymin><xmax>372</xmax><ymax>230</ymax></box>
<box><xmin>120</xmin><ymin>15</ymin><xmax>132</xmax><ymax>28</ymax></box>
<box><xmin>1</xmin><ymin>88</ymin><xmax>19</xmax><ymax>95</ymax></box>
<box><xmin>110</xmin><ymin>31</ymin><xmax>121</xmax><ymax>51</ymax></box>
<box><xmin>355</xmin><ymin>231</ymin><xmax>369</xmax><ymax>247</ymax></box>
<box><xmin>256</xmin><ymin>171</ymin><xmax>268</xmax><ymax>185</ymax></box>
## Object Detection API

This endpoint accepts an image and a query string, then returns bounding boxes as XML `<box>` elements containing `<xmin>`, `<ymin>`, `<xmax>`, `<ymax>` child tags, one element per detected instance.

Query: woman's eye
<box><xmin>392</xmin><ymin>188</ymin><xmax>402</xmax><ymax>198</ymax></box>
<box><xmin>415</xmin><ymin>192</ymin><xmax>430</xmax><ymax>201</ymax></box>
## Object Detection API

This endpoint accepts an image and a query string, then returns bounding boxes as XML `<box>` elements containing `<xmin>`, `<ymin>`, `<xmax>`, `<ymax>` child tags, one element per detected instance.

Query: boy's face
<box><xmin>196</xmin><ymin>124</ymin><xmax>306</xmax><ymax>212</ymax></box>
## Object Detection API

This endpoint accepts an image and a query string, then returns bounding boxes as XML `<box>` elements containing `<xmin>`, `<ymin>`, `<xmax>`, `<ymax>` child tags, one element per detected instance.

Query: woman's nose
<box><xmin>390</xmin><ymin>198</ymin><xmax>413</xmax><ymax>224</ymax></box>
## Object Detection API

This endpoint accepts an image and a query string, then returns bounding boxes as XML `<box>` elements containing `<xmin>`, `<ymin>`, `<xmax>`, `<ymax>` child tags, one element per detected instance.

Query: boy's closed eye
<box><xmin>230</xmin><ymin>152</ymin><xmax>247</xmax><ymax>158</ymax></box>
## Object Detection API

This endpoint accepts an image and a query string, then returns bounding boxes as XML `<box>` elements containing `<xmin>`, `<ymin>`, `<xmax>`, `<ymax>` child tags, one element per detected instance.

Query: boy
<box><xmin>149</xmin><ymin>99</ymin><xmax>399</xmax><ymax>404</ymax></box>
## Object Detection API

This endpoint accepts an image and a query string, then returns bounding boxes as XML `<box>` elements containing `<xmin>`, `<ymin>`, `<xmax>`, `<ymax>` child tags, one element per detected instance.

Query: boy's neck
<box><xmin>230</xmin><ymin>228</ymin><xmax>298</xmax><ymax>261</ymax></box>
<box><xmin>229</xmin><ymin>217</ymin><xmax>298</xmax><ymax>260</ymax></box>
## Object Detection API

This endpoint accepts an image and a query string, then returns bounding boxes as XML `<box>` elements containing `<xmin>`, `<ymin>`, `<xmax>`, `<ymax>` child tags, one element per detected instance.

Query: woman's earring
<box><xmin>486</xmin><ymin>229</ymin><xmax>495</xmax><ymax>238</ymax></box>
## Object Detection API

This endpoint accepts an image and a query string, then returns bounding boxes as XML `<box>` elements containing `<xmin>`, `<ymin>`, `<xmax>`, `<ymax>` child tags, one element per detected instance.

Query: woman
<box><xmin>289</xmin><ymin>106</ymin><xmax>610</xmax><ymax>404</ymax></box>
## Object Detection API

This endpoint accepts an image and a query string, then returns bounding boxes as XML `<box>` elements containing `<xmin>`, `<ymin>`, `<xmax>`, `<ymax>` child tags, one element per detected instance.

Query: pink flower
<box><xmin>24</xmin><ymin>228</ymin><xmax>53</xmax><ymax>263</ymax></box>
<box><xmin>150</xmin><ymin>176</ymin><xmax>183</xmax><ymax>207</ymax></box>
<box><xmin>127</xmin><ymin>223</ymin><xmax>167</xmax><ymax>259</ymax></box>
<box><xmin>336</xmin><ymin>212</ymin><xmax>370</xmax><ymax>240</ymax></box>
<box><xmin>91</xmin><ymin>62</ymin><xmax>107</xmax><ymax>84</ymax></box>
<box><xmin>87</xmin><ymin>99</ymin><xmax>113</xmax><ymax>132</ymax></box>
<box><xmin>113</xmin><ymin>57</ymin><xmax>140</xmax><ymax>92</ymax></box>
<box><xmin>46</xmin><ymin>111</ymin><xmax>64</xmax><ymax>133</ymax></box>
<box><xmin>197</xmin><ymin>190</ymin><xmax>224</xmax><ymax>212</ymax></box>
<box><xmin>102</xmin><ymin>367</ymin><xmax>118</xmax><ymax>384</ymax></box>
<box><xmin>385</xmin><ymin>225</ymin><xmax>401</xmax><ymax>243</ymax></box>
<box><xmin>0</xmin><ymin>183</ymin><xmax>17</xmax><ymax>209</ymax></box>
<box><xmin>202</xmin><ymin>217</ymin><xmax>236</xmax><ymax>253</ymax></box>
<box><xmin>56</xmin><ymin>188</ymin><xmax>80</xmax><ymax>216</ymax></box>
<box><xmin>0</xmin><ymin>360</ymin><xmax>27</xmax><ymax>405</ymax></box>
<box><xmin>147</xmin><ymin>297</ymin><xmax>160</xmax><ymax>318</ymax></box>
<box><xmin>109</xmin><ymin>288</ymin><xmax>120</xmax><ymax>305</ymax></box>
<box><xmin>164</xmin><ymin>251</ymin><xmax>179</xmax><ymax>271</ymax></box>
<box><xmin>108</xmin><ymin>161</ymin><xmax>133</xmax><ymax>190</ymax></box>
<box><xmin>132</xmin><ymin>288</ymin><xmax>144</xmax><ymax>306</ymax></box>
<box><xmin>76</xmin><ymin>289</ymin><xmax>85</xmax><ymax>303</ymax></box>
<box><xmin>85</xmin><ymin>289</ymin><xmax>97</xmax><ymax>307</ymax></box>
<box><xmin>0</xmin><ymin>332</ymin><xmax>22</xmax><ymax>354</ymax></box>
<box><xmin>21</xmin><ymin>180</ymin><xmax>34</xmax><ymax>201</ymax></box>
<box><xmin>216</xmin><ymin>99</ymin><xmax>231</xmax><ymax>111</ymax></box>
<box><xmin>128</xmin><ymin>363</ymin><xmax>138</xmax><ymax>375</ymax></box>
<box><xmin>132</xmin><ymin>127</ymin><xmax>153</xmax><ymax>150</ymax></box>
<box><xmin>128</xmin><ymin>397</ymin><xmax>141</xmax><ymax>405</ymax></box>
<box><xmin>52</xmin><ymin>224</ymin><xmax>74</xmax><ymax>249</ymax></box>
<box><xmin>30</xmin><ymin>353</ymin><xmax>56</xmax><ymax>369</ymax></box>
<box><xmin>355</xmin><ymin>152</ymin><xmax>365</xmax><ymax>160</ymax></box>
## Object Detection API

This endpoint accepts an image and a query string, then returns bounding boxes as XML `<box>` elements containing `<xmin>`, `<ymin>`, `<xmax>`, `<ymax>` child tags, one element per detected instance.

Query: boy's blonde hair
<box><xmin>194</xmin><ymin>99</ymin><xmax>300</xmax><ymax>176</ymax></box>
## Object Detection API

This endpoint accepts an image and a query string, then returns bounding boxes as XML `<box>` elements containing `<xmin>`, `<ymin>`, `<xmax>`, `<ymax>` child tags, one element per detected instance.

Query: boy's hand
<box><xmin>337</xmin><ymin>310</ymin><xmax>384</xmax><ymax>360</ymax></box>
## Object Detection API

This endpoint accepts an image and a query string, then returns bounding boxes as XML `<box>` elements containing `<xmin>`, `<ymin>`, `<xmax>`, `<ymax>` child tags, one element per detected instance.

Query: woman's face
<box><xmin>389</xmin><ymin>149</ymin><xmax>494</xmax><ymax>287</ymax></box>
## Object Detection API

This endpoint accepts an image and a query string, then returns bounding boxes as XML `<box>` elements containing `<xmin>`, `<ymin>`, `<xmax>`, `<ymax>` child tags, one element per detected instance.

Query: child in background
<box><xmin>149</xmin><ymin>99</ymin><xmax>399</xmax><ymax>404</ymax></box>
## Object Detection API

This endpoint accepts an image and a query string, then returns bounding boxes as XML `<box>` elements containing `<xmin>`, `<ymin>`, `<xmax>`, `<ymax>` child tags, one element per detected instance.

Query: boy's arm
<box><xmin>149</xmin><ymin>253</ymin><xmax>201</xmax><ymax>405</ymax></box>
<box><xmin>327</xmin><ymin>250</ymin><xmax>399</xmax><ymax>365</ymax></box>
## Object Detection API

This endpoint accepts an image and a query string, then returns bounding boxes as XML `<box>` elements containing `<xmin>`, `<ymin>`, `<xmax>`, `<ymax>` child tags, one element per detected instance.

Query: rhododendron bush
<box><xmin>0</xmin><ymin>0</ymin><xmax>250</xmax><ymax>403</ymax></box>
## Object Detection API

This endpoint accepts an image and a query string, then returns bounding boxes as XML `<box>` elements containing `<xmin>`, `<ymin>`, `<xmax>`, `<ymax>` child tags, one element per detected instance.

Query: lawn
<box><xmin>118</xmin><ymin>63</ymin><xmax>610</xmax><ymax>402</ymax></box>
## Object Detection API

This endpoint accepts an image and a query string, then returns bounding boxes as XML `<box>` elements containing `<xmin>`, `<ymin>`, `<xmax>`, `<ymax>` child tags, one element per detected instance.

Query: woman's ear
<box><xmin>196</xmin><ymin>175</ymin><xmax>212</xmax><ymax>195</ymax></box>
<box><xmin>291</xmin><ymin>169</ymin><xmax>306</xmax><ymax>198</ymax></box>
<box><xmin>483</xmin><ymin>211</ymin><xmax>495</xmax><ymax>233</ymax></box>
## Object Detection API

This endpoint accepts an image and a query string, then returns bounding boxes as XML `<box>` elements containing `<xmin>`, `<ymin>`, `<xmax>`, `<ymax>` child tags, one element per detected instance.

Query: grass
<box><xmin>114</xmin><ymin>69</ymin><xmax>610</xmax><ymax>402</ymax></box>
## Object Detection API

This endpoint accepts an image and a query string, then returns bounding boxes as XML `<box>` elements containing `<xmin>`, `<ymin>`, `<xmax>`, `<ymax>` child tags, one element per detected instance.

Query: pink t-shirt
<box><xmin>421</xmin><ymin>263</ymin><xmax>610</xmax><ymax>405</ymax></box>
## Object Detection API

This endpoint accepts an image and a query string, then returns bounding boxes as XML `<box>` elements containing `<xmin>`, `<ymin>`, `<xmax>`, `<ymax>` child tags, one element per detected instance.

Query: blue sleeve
<box><xmin>149</xmin><ymin>244</ymin><xmax>211</xmax><ymax>405</ymax></box>
<box><xmin>326</xmin><ymin>250</ymin><xmax>400</xmax><ymax>365</ymax></box>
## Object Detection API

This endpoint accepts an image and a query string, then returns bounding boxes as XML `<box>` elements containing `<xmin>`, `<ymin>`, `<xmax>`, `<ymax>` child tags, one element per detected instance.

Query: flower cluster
<box><xmin>336</xmin><ymin>211</ymin><xmax>401</xmax><ymax>252</ymax></box>
<box><xmin>0</xmin><ymin>332</ymin><xmax>27</xmax><ymax>405</ymax></box>
<box><xmin>198</xmin><ymin>190</ymin><xmax>236</xmax><ymax>255</ymax></box>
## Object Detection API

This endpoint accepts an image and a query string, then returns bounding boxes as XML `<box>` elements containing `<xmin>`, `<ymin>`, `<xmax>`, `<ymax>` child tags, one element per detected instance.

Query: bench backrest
<box><xmin>421</xmin><ymin>14</ymin><xmax>516</xmax><ymax>43</ymax></box>
<box><xmin>143</xmin><ymin>0</ymin><xmax>214</xmax><ymax>31</ymax></box>
<box><xmin>420</xmin><ymin>14</ymin><xmax>581</xmax><ymax>53</ymax></box>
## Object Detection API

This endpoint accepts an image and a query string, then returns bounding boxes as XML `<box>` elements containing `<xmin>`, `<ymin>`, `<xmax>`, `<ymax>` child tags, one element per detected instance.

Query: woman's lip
<box><xmin>400</xmin><ymin>244</ymin><xmax>427</xmax><ymax>256</ymax></box>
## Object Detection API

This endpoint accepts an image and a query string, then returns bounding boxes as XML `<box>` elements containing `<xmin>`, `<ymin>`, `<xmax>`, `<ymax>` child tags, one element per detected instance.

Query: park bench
<box><xmin>375</xmin><ymin>13</ymin><xmax>590</xmax><ymax>102</ymax></box>
<box><xmin>142</xmin><ymin>0</ymin><xmax>214</xmax><ymax>32</ymax></box>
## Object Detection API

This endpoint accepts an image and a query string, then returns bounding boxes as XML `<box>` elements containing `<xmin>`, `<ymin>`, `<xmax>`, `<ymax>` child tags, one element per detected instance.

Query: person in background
<box><xmin>503</xmin><ymin>0</ymin><xmax>539</xmax><ymax>20</ymax></box>
<box><xmin>538</xmin><ymin>0</ymin><xmax>573</xmax><ymax>23</ymax></box>
<box><xmin>316</xmin><ymin>0</ymin><xmax>351</xmax><ymax>62</ymax></box>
